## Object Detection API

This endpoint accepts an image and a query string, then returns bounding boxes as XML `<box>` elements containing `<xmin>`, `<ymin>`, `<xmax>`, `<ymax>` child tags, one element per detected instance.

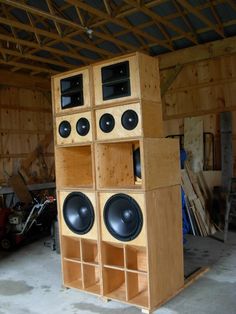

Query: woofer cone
<box><xmin>99</xmin><ymin>113</ymin><xmax>115</xmax><ymax>133</ymax></box>
<box><xmin>76</xmin><ymin>117</ymin><xmax>90</xmax><ymax>136</ymax></box>
<box><xmin>133</xmin><ymin>148</ymin><xmax>141</xmax><ymax>179</ymax></box>
<box><xmin>63</xmin><ymin>192</ymin><xmax>94</xmax><ymax>235</ymax></box>
<box><xmin>59</xmin><ymin>120</ymin><xmax>71</xmax><ymax>138</ymax></box>
<box><xmin>104</xmin><ymin>193</ymin><xmax>143</xmax><ymax>241</ymax></box>
<box><xmin>121</xmin><ymin>110</ymin><xmax>139</xmax><ymax>130</ymax></box>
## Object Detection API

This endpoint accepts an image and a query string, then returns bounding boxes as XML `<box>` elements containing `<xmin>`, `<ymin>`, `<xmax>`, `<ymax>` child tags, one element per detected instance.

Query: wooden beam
<box><xmin>0</xmin><ymin>69</ymin><xmax>50</xmax><ymax>90</ymax></box>
<box><xmin>158</xmin><ymin>36</ymin><xmax>236</xmax><ymax>70</ymax></box>
<box><xmin>176</xmin><ymin>0</ymin><xmax>224</xmax><ymax>38</ymax></box>
<box><xmin>0</xmin><ymin>47</ymin><xmax>73</xmax><ymax>69</ymax></box>
<box><xmin>0</xmin><ymin>58</ymin><xmax>57</xmax><ymax>74</ymax></box>
<box><xmin>66</xmin><ymin>0</ymin><xmax>173</xmax><ymax>51</ymax></box>
<box><xmin>161</xmin><ymin>64</ymin><xmax>183</xmax><ymax>97</ymax></box>
<box><xmin>124</xmin><ymin>0</ymin><xmax>197</xmax><ymax>44</ymax></box>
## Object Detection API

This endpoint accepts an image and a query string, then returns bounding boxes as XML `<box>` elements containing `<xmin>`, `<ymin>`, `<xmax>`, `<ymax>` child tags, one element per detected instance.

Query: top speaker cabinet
<box><xmin>52</xmin><ymin>66</ymin><xmax>92</xmax><ymax>114</ymax></box>
<box><xmin>93</xmin><ymin>53</ymin><xmax>161</xmax><ymax>106</ymax></box>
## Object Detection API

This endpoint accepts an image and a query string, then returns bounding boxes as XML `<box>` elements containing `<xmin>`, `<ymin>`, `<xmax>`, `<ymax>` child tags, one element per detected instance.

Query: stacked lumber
<box><xmin>181</xmin><ymin>162</ymin><xmax>216</xmax><ymax>236</ymax></box>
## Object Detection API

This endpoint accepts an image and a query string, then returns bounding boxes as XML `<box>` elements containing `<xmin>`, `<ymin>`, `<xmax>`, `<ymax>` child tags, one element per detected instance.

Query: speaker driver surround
<box><xmin>121</xmin><ymin>110</ymin><xmax>139</xmax><ymax>130</ymax></box>
<box><xmin>63</xmin><ymin>192</ymin><xmax>94</xmax><ymax>235</ymax></box>
<box><xmin>104</xmin><ymin>193</ymin><xmax>143</xmax><ymax>241</ymax></box>
<box><xmin>99</xmin><ymin>113</ymin><xmax>115</xmax><ymax>133</ymax></box>
<box><xmin>76</xmin><ymin>117</ymin><xmax>90</xmax><ymax>136</ymax></box>
<box><xmin>59</xmin><ymin>120</ymin><xmax>71</xmax><ymax>138</ymax></box>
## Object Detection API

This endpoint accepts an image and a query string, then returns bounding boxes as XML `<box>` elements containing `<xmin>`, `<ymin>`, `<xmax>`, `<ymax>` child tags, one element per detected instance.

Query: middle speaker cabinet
<box><xmin>95</xmin><ymin>102</ymin><xmax>163</xmax><ymax>141</ymax></box>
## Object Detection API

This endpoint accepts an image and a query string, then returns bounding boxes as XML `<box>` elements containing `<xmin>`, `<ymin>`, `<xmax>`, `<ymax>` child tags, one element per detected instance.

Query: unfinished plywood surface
<box><xmin>146</xmin><ymin>186</ymin><xmax>184</xmax><ymax>309</ymax></box>
<box><xmin>184</xmin><ymin>117</ymin><xmax>203</xmax><ymax>172</ymax></box>
<box><xmin>142</xmin><ymin>138</ymin><xmax>181</xmax><ymax>190</ymax></box>
<box><xmin>95</xmin><ymin>142</ymin><xmax>134</xmax><ymax>189</ymax></box>
<box><xmin>0</xmin><ymin>86</ymin><xmax>53</xmax><ymax>184</ymax></box>
<box><xmin>162</xmin><ymin>54</ymin><xmax>236</xmax><ymax>119</ymax></box>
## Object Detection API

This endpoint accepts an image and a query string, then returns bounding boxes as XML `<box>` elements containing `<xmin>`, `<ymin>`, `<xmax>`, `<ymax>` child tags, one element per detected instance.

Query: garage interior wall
<box><xmin>162</xmin><ymin>53</ymin><xmax>236</xmax><ymax>175</ymax></box>
<box><xmin>0</xmin><ymin>73</ymin><xmax>54</xmax><ymax>185</ymax></box>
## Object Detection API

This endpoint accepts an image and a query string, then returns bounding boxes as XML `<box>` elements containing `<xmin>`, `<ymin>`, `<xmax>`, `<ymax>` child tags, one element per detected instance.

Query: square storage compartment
<box><xmin>127</xmin><ymin>272</ymin><xmax>148</xmax><ymax>307</ymax></box>
<box><xmin>82</xmin><ymin>240</ymin><xmax>98</xmax><ymax>264</ymax></box>
<box><xmin>96</xmin><ymin>141</ymin><xmax>142</xmax><ymax>189</ymax></box>
<box><xmin>126</xmin><ymin>246</ymin><xmax>147</xmax><ymax>272</ymax></box>
<box><xmin>62</xmin><ymin>236</ymin><xmax>81</xmax><ymax>261</ymax></box>
<box><xmin>63</xmin><ymin>260</ymin><xmax>83</xmax><ymax>289</ymax></box>
<box><xmin>103</xmin><ymin>268</ymin><xmax>126</xmax><ymax>301</ymax></box>
<box><xmin>102</xmin><ymin>242</ymin><xmax>124</xmax><ymax>268</ymax></box>
<box><xmin>83</xmin><ymin>264</ymin><xmax>101</xmax><ymax>294</ymax></box>
<box><xmin>56</xmin><ymin>145</ymin><xmax>93</xmax><ymax>188</ymax></box>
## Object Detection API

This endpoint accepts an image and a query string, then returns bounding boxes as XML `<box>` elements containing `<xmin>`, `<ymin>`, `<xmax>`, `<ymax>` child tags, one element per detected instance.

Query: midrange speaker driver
<box><xmin>99</xmin><ymin>113</ymin><xmax>115</xmax><ymax>133</ymax></box>
<box><xmin>59</xmin><ymin>120</ymin><xmax>71</xmax><ymax>138</ymax></box>
<box><xmin>63</xmin><ymin>192</ymin><xmax>95</xmax><ymax>235</ymax></box>
<box><xmin>76</xmin><ymin>117</ymin><xmax>90</xmax><ymax>136</ymax></box>
<box><xmin>104</xmin><ymin>193</ymin><xmax>143</xmax><ymax>241</ymax></box>
<box><xmin>121</xmin><ymin>109</ymin><xmax>139</xmax><ymax>130</ymax></box>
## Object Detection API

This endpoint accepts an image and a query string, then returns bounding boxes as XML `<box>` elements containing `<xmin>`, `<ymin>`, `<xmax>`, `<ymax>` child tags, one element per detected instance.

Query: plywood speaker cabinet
<box><xmin>99</xmin><ymin>186</ymin><xmax>184</xmax><ymax>310</ymax></box>
<box><xmin>95</xmin><ymin>101</ymin><xmax>163</xmax><ymax>141</ymax></box>
<box><xmin>56</xmin><ymin>111</ymin><xmax>93</xmax><ymax>145</ymax></box>
<box><xmin>52</xmin><ymin>52</ymin><xmax>186</xmax><ymax>313</ymax></box>
<box><xmin>52</xmin><ymin>66</ymin><xmax>92</xmax><ymax>115</ymax></box>
<box><xmin>93</xmin><ymin>53</ymin><xmax>161</xmax><ymax>106</ymax></box>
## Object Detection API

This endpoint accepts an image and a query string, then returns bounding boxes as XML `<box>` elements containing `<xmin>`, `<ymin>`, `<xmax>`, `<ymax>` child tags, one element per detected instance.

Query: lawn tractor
<box><xmin>0</xmin><ymin>196</ymin><xmax>56</xmax><ymax>250</ymax></box>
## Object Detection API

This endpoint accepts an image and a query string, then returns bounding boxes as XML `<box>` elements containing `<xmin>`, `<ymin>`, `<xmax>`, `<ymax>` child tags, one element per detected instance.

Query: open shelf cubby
<box><xmin>62</xmin><ymin>236</ymin><xmax>81</xmax><ymax>261</ymax></box>
<box><xmin>95</xmin><ymin>141</ymin><xmax>142</xmax><ymax>189</ymax></box>
<box><xmin>102</xmin><ymin>242</ymin><xmax>124</xmax><ymax>269</ymax></box>
<box><xmin>127</xmin><ymin>272</ymin><xmax>149</xmax><ymax>307</ymax></box>
<box><xmin>125</xmin><ymin>246</ymin><xmax>147</xmax><ymax>273</ymax></box>
<box><xmin>63</xmin><ymin>260</ymin><xmax>83</xmax><ymax>290</ymax></box>
<box><xmin>55</xmin><ymin>145</ymin><xmax>93</xmax><ymax>189</ymax></box>
<box><xmin>103</xmin><ymin>268</ymin><xmax>126</xmax><ymax>301</ymax></box>
<box><xmin>83</xmin><ymin>264</ymin><xmax>101</xmax><ymax>294</ymax></box>
<box><xmin>81</xmin><ymin>239</ymin><xmax>98</xmax><ymax>264</ymax></box>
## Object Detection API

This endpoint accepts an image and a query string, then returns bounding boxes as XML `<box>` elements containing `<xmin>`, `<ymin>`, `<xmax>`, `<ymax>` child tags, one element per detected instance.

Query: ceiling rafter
<box><xmin>1</xmin><ymin>0</ymin><xmax>140</xmax><ymax>53</ymax></box>
<box><xmin>65</xmin><ymin>0</ymin><xmax>173</xmax><ymax>51</ymax></box>
<box><xmin>209</xmin><ymin>0</ymin><xmax>225</xmax><ymax>36</ymax></box>
<box><xmin>176</xmin><ymin>0</ymin><xmax>225</xmax><ymax>38</ymax></box>
<box><xmin>123</xmin><ymin>0</ymin><xmax>198</xmax><ymax>44</ymax></box>
<box><xmin>45</xmin><ymin>0</ymin><xmax>62</xmax><ymax>37</ymax></box>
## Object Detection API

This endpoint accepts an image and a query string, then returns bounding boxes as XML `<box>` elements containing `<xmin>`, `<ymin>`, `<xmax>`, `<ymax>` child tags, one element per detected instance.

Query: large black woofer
<box><xmin>133</xmin><ymin>148</ymin><xmax>141</xmax><ymax>179</ymax></box>
<box><xmin>104</xmin><ymin>194</ymin><xmax>143</xmax><ymax>241</ymax></box>
<box><xmin>59</xmin><ymin>120</ymin><xmax>71</xmax><ymax>138</ymax></box>
<box><xmin>76</xmin><ymin>117</ymin><xmax>90</xmax><ymax>136</ymax></box>
<box><xmin>121</xmin><ymin>110</ymin><xmax>139</xmax><ymax>130</ymax></box>
<box><xmin>99</xmin><ymin>113</ymin><xmax>115</xmax><ymax>133</ymax></box>
<box><xmin>63</xmin><ymin>192</ymin><xmax>94</xmax><ymax>235</ymax></box>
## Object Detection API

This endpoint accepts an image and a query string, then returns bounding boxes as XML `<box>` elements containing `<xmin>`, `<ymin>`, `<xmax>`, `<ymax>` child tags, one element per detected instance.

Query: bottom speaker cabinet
<box><xmin>99</xmin><ymin>186</ymin><xmax>184</xmax><ymax>310</ymax></box>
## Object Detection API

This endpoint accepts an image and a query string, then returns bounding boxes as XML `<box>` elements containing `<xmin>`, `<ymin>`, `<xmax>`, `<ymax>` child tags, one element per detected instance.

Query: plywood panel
<box><xmin>184</xmin><ymin>117</ymin><xmax>204</xmax><ymax>172</ymax></box>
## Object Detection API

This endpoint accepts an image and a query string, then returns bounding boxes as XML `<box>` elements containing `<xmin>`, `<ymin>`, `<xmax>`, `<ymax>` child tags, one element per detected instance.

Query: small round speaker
<box><xmin>104</xmin><ymin>194</ymin><xmax>143</xmax><ymax>241</ymax></box>
<box><xmin>133</xmin><ymin>148</ymin><xmax>141</xmax><ymax>179</ymax></box>
<box><xmin>121</xmin><ymin>110</ymin><xmax>139</xmax><ymax>130</ymax></box>
<box><xmin>76</xmin><ymin>117</ymin><xmax>90</xmax><ymax>136</ymax></box>
<box><xmin>59</xmin><ymin>120</ymin><xmax>71</xmax><ymax>138</ymax></box>
<box><xmin>99</xmin><ymin>113</ymin><xmax>115</xmax><ymax>133</ymax></box>
<box><xmin>63</xmin><ymin>192</ymin><xmax>94</xmax><ymax>235</ymax></box>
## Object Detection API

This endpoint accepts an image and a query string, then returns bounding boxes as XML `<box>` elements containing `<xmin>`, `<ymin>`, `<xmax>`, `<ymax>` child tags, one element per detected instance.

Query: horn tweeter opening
<box><xmin>99</xmin><ymin>113</ymin><xmax>115</xmax><ymax>133</ymax></box>
<box><xmin>121</xmin><ymin>110</ymin><xmax>139</xmax><ymax>130</ymax></box>
<box><xmin>76</xmin><ymin>117</ymin><xmax>90</xmax><ymax>136</ymax></box>
<box><xmin>59</xmin><ymin>120</ymin><xmax>71</xmax><ymax>138</ymax></box>
<box><xmin>104</xmin><ymin>194</ymin><xmax>143</xmax><ymax>241</ymax></box>
<box><xmin>63</xmin><ymin>192</ymin><xmax>94</xmax><ymax>235</ymax></box>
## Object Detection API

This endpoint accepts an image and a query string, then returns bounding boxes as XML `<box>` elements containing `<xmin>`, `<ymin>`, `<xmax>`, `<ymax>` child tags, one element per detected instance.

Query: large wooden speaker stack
<box><xmin>52</xmin><ymin>52</ymin><xmax>184</xmax><ymax>313</ymax></box>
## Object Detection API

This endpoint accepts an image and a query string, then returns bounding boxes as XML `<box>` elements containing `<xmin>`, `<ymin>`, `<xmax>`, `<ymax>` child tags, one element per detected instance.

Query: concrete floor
<box><xmin>0</xmin><ymin>232</ymin><xmax>236</xmax><ymax>314</ymax></box>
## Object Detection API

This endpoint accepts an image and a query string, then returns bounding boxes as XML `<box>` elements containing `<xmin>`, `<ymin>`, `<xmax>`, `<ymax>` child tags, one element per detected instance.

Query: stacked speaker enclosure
<box><xmin>52</xmin><ymin>53</ymin><xmax>184</xmax><ymax>312</ymax></box>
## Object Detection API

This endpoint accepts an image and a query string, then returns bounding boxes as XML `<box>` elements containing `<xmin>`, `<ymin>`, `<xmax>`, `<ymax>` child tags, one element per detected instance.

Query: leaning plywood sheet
<box><xmin>184</xmin><ymin>117</ymin><xmax>203</xmax><ymax>172</ymax></box>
